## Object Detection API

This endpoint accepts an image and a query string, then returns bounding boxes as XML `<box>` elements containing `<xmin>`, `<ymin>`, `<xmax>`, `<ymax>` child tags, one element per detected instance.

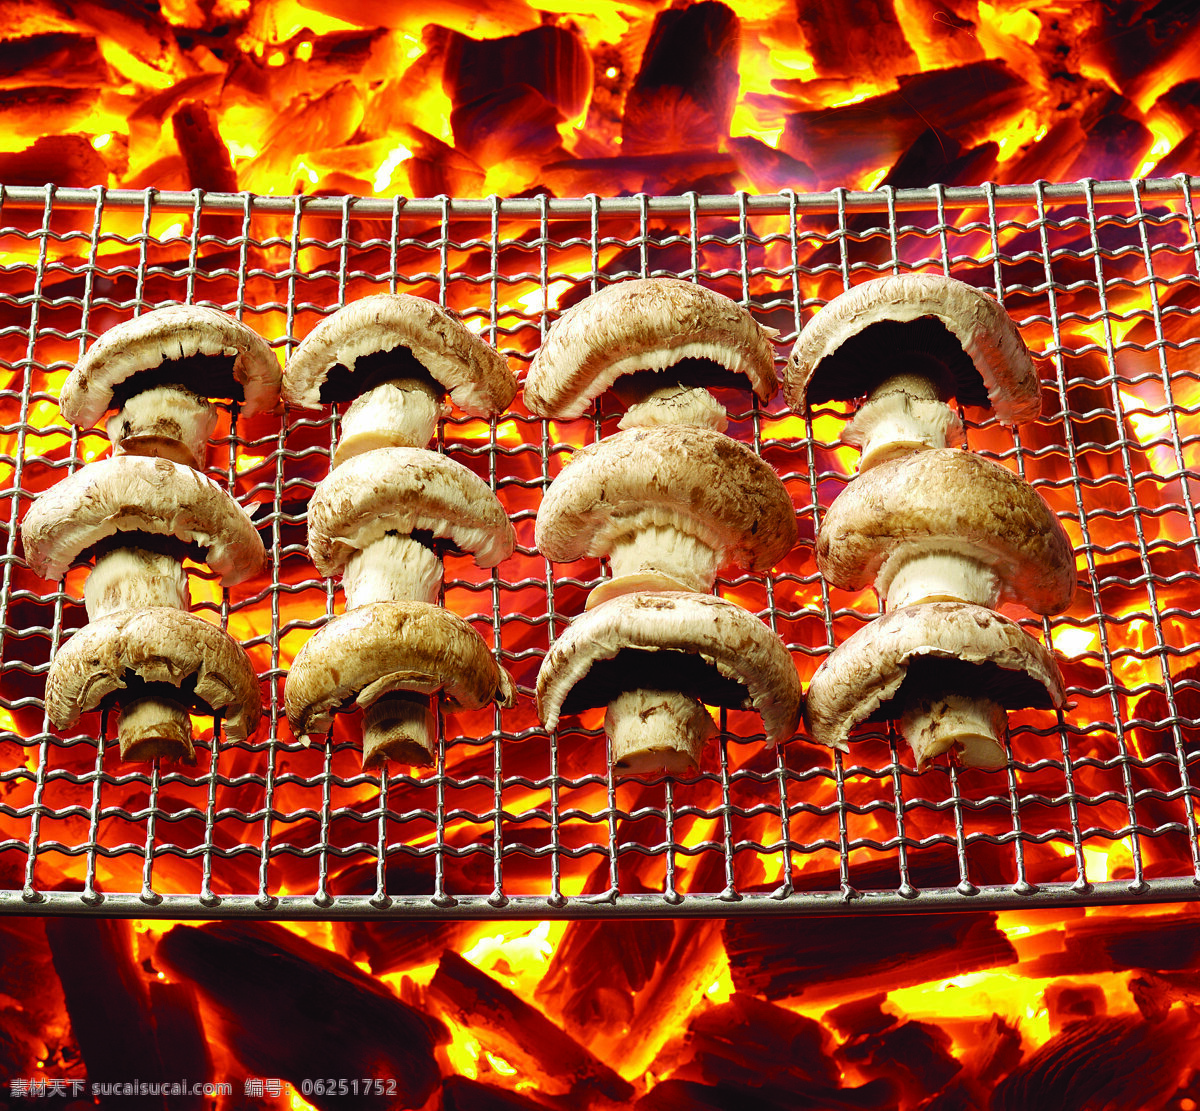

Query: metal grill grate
<box><xmin>1</xmin><ymin>178</ymin><xmax>1199</xmax><ymax>918</ymax></box>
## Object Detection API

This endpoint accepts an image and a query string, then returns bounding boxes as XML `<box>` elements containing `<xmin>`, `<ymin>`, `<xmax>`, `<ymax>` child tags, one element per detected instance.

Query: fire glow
<box><xmin>1</xmin><ymin>0</ymin><xmax>1200</xmax><ymax>1107</ymax></box>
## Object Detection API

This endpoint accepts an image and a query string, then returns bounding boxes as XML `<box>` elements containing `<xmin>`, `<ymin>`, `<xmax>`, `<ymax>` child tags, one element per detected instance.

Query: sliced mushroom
<box><xmin>45</xmin><ymin>607</ymin><xmax>261</xmax><ymax>763</ymax></box>
<box><xmin>536</xmin><ymin>591</ymin><xmax>802</xmax><ymax>776</ymax></box>
<box><xmin>59</xmin><ymin>304</ymin><xmax>280</xmax><ymax>471</ymax></box>
<box><xmin>306</xmin><ymin>447</ymin><xmax>515</xmax><ymax>608</ymax></box>
<box><xmin>285</xmin><ymin>601</ymin><xmax>515</xmax><ymax>770</ymax></box>
<box><xmin>785</xmin><ymin>274</ymin><xmax>1040</xmax><ymax>470</ymax></box>
<box><xmin>282</xmin><ymin>294</ymin><xmax>516</xmax><ymax>466</ymax></box>
<box><xmin>536</xmin><ymin>425</ymin><xmax>796</xmax><ymax>607</ymax></box>
<box><xmin>524</xmin><ymin>278</ymin><xmax>779</xmax><ymax>431</ymax></box>
<box><xmin>804</xmin><ymin>601</ymin><xmax>1067</xmax><ymax>769</ymax></box>
<box><xmin>816</xmin><ymin>448</ymin><xmax>1076</xmax><ymax>615</ymax></box>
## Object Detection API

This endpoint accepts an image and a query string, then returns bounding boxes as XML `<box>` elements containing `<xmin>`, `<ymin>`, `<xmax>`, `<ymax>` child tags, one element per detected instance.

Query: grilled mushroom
<box><xmin>816</xmin><ymin>448</ymin><xmax>1076</xmax><ymax>615</ymax></box>
<box><xmin>785</xmin><ymin>274</ymin><xmax>1040</xmax><ymax>470</ymax></box>
<box><xmin>524</xmin><ymin>278</ymin><xmax>779</xmax><ymax>432</ymax></box>
<box><xmin>282</xmin><ymin>294</ymin><xmax>516</xmax><ymax>466</ymax></box>
<box><xmin>46</xmin><ymin>608</ymin><xmax>261</xmax><ymax>762</ymax></box>
<box><xmin>537</xmin><ymin>425</ymin><xmax>796</xmax><ymax>607</ymax></box>
<box><xmin>21</xmin><ymin>455</ymin><xmax>265</xmax><ymax>761</ymax></box>
<box><xmin>285</xmin><ymin>602</ymin><xmax>515</xmax><ymax>769</ymax></box>
<box><xmin>805</xmin><ymin>602</ymin><xmax>1067</xmax><ymax>769</ymax></box>
<box><xmin>59</xmin><ymin>305</ymin><xmax>280</xmax><ymax>471</ymax></box>
<box><xmin>306</xmin><ymin>447</ymin><xmax>515</xmax><ymax>609</ymax></box>
<box><xmin>536</xmin><ymin>591</ymin><xmax>802</xmax><ymax>775</ymax></box>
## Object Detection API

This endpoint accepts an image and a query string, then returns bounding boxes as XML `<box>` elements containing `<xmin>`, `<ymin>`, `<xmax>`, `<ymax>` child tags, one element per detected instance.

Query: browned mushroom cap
<box><xmin>804</xmin><ymin>602</ymin><xmax>1066</xmax><ymax>757</ymax></box>
<box><xmin>536</xmin><ymin>426</ymin><xmax>796</xmax><ymax>601</ymax></box>
<box><xmin>20</xmin><ymin>455</ymin><xmax>265</xmax><ymax>584</ymax></box>
<box><xmin>307</xmin><ymin>447</ymin><xmax>514</xmax><ymax>577</ymax></box>
<box><xmin>536</xmin><ymin>591</ymin><xmax>802</xmax><ymax>745</ymax></box>
<box><xmin>816</xmin><ymin>449</ymin><xmax>1076</xmax><ymax>615</ymax></box>
<box><xmin>281</xmin><ymin>293</ymin><xmax>516</xmax><ymax>415</ymax></box>
<box><xmin>784</xmin><ymin>274</ymin><xmax>1040</xmax><ymax>420</ymax></box>
<box><xmin>284</xmin><ymin>600</ymin><xmax>516</xmax><ymax>740</ymax></box>
<box><xmin>45</xmin><ymin>607</ymin><xmax>262</xmax><ymax>748</ymax></box>
<box><xmin>524</xmin><ymin>278</ymin><xmax>779</xmax><ymax>419</ymax></box>
<box><xmin>60</xmin><ymin>304</ymin><xmax>281</xmax><ymax>426</ymax></box>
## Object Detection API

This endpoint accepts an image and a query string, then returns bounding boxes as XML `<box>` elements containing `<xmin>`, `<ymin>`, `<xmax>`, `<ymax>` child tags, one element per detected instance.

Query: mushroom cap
<box><xmin>784</xmin><ymin>274</ymin><xmax>1040</xmax><ymax>421</ymax></box>
<box><xmin>60</xmin><ymin>304</ymin><xmax>281</xmax><ymax>427</ymax></box>
<box><xmin>281</xmin><ymin>293</ymin><xmax>516</xmax><ymax>415</ymax></box>
<box><xmin>284</xmin><ymin>601</ymin><xmax>516</xmax><ymax>739</ymax></box>
<box><xmin>524</xmin><ymin>278</ymin><xmax>779</xmax><ymax>419</ymax></box>
<box><xmin>536</xmin><ymin>591</ymin><xmax>802</xmax><ymax>744</ymax></box>
<box><xmin>21</xmin><ymin>455</ymin><xmax>266</xmax><ymax>584</ymax></box>
<box><xmin>45</xmin><ymin>607</ymin><xmax>262</xmax><ymax>742</ymax></box>
<box><xmin>817</xmin><ymin>448</ymin><xmax>1076</xmax><ymax>615</ymax></box>
<box><xmin>536</xmin><ymin>425</ymin><xmax>797</xmax><ymax>572</ymax></box>
<box><xmin>307</xmin><ymin>447</ymin><xmax>515</xmax><ymax>576</ymax></box>
<box><xmin>804</xmin><ymin>601</ymin><xmax>1067</xmax><ymax>752</ymax></box>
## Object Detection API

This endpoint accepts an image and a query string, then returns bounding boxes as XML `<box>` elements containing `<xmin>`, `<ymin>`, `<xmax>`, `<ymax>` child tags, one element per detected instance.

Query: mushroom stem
<box><xmin>117</xmin><ymin>695</ymin><xmax>195</xmax><ymax>763</ymax></box>
<box><xmin>333</xmin><ymin>377</ymin><xmax>448</xmax><ymax>466</ymax></box>
<box><xmin>900</xmin><ymin>692</ymin><xmax>1008</xmax><ymax>770</ymax></box>
<box><xmin>593</xmin><ymin>525</ymin><xmax>717</xmax><ymax>606</ymax></box>
<box><xmin>605</xmin><ymin>688</ymin><xmax>717</xmax><ymax>776</ymax></box>
<box><xmin>105</xmin><ymin>384</ymin><xmax>217</xmax><ymax>471</ymax></box>
<box><xmin>342</xmin><ymin>534</ymin><xmax>442</xmax><ymax>608</ymax></box>
<box><xmin>881</xmin><ymin>548</ymin><xmax>1001</xmax><ymax>611</ymax></box>
<box><xmin>362</xmin><ymin>693</ymin><xmax>436</xmax><ymax>770</ymax></box>
<box><xmin>844</xmin><ymin>373</ymin><xmax>964</xmax><ymax>471</ymax></box>
<box><xmin>84</xmin><ymin>547</ymin><xmax>190</xmax><ymax>620</ymax></box>
<box><xmin>617</xmin><ymin>382</ymin><xmax>729</xmax><ymax>432</ymax></box>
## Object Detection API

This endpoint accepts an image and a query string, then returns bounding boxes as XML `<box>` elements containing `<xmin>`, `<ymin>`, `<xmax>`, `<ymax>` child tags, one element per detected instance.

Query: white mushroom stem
<box><xmin>362</xmin><ymin>693</ymin><xmax>436</xmax><ymax>770</ymax></box>
<box><xmin>605</xmin><ymin>688</ymin><xmax>717</xmax><ymax>776</ymax></box>
<box><xmin>341</xmin><ymin>534</ymin><xmax>442</xmax><ymax>609</ymax></box>
<box><xmin>618</xmin><ymin>383</ymin><xmax>729</xmax><ymax>432</ymax></box>
<box><xmin>601</xmin><ymin>526</ymin><xmax>717</xmax><ymax>598</ymax></box>
<box><xmin>844</xmin><ymin>373</ymin><xmax>964</xmax><ymax>472</ymax></box>
<box><xmin>333</xmin><ymin>377</ymin><xmax>449</xmax><ymax>466</ymax></box>
<box><xmin>105</xmin><ymin>384</ymin><xmax>218</xmax><ymax>471</ymax></box>
<box><xmin>84</xmin><ymin>547</ymin><xmax>190</xmax><ymax>620</ymax></box>
<box><xmin>900</xmin><ymin>693</ymin><xmax>1008</xmax><ymax>770</ymax></box>
<box><xmin>117</xmin><ymin>695</ymin><xmax>195</xmax><ymax>763</ymax></box>
<box><xmin>880</xmin><ymin>548</ymin><xmax>1002</xmax><ymax>611</ymax></box>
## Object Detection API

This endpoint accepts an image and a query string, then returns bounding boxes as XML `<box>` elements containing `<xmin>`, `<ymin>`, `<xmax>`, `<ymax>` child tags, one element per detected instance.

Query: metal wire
<box><xmin>0</xmin><ymin>178</ymin><xmax>1198</xmax><ymax>918</ymax></box>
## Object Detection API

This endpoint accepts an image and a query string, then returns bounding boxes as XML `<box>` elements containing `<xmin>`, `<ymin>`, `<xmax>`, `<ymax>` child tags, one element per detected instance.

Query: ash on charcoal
<box><xmin>622</xmin><ymin>2</ymin><xmax>741</xmax><ymax>155</ymax></box>
<box><xmin>156</xmin><ymin>922</ymin><xmax>445</xmax><ymax>1109</ymax></box>
<box><xmin>429</xmin><ymin>950</ymin><xmax>632</xmax><ymax>1103</ymax></box>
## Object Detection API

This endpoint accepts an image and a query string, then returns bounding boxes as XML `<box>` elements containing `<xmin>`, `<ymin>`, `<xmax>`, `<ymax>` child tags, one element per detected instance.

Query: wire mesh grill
<box><xmin>1</xmin><ymin>178</ymin><xmax>1199</xmax><ymax>918</ymax></box>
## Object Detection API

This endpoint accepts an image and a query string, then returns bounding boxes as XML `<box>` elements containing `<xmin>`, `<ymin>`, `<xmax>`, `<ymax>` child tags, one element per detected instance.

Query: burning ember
<box><xmin>1</xmin><ymin>0</ymin><xmax>1200</xmax><ymax>1107</ymax></box>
